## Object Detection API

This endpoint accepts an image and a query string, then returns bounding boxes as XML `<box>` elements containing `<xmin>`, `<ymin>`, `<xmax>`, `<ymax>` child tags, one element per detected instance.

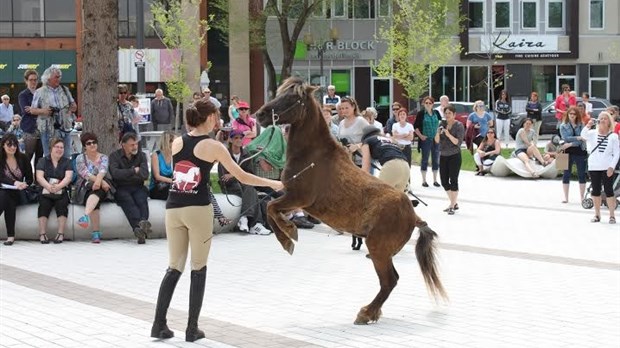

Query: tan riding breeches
<box><xmin>165</xmin><ymin>204</ymin><xmax>214</xmax><ymax>272</ymax></box>
<box><xmin>379</xmin><ymin>159</ymin><xmax>411</xmax><ymax>192</ymax></box>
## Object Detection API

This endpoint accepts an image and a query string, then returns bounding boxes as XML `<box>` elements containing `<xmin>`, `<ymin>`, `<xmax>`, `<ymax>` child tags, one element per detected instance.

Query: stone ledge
<box><xmin>0</xmin><ymin>194</ymin><xmax>242</xmax><ymax>241</ymax></box>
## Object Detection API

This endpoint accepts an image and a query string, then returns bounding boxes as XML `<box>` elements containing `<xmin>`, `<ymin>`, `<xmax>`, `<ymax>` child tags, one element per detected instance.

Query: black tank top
<box><xmin>166</xmin><ymin>134</ymin><xmax>214</xmax><ymax>209</ymax></box>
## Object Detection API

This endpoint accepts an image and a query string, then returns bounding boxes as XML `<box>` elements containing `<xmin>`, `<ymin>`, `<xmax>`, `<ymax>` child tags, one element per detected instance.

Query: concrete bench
<box><xmin>0</xmin><ymin>194</ymin><xmax>241</xmax><ymax>241</ymax></box>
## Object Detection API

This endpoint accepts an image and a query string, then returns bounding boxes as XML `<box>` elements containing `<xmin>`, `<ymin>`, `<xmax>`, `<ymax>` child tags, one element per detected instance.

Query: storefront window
<box><xmin>468</xmin><ymin>0</ymin><xmax>484</xmax><ymax>30</ymax></box>
<box><xmin>378</xmin><ymin>0</ymin><xmax>390</xmax><ymax>17</ymax></box>
<box><xmin>119</xmin><ymin>0</ymin><xmax>156</xmax><ymax>38</ymax></box>
<box><xmin>331</xmin><ymin>70</ymin><xmax>351</xmax><ymax>96</ymax></box>
<box><xmin>0</xmin><ymin>0</ymin><xmax>76</xmax><ymax>37</ymax></box>
<box><xmin>456</xmin><ymin>67</ymin><xmax>468</xmax><ymax>102</ymax></box>
<box><xmin>532</xmin><ymin>65</ymin><xmax>557</xmax><ymax>102</ymax></box>
<box><xmin>494</xmin><ymin>1</ymin><xmax>510</xmax><ymax>29</ymax></box>
<box><xmin>351</xmin><ymin>0</ymin><xmax>374</xmax><ymax>19</ymax></box>
<box><xmin>469</xmin><ymin>66</ymin><xmax>488</xmax><ymax>104</ymax></box>
<box><xmin>521</xmin><ymin>1</ymin><xmax>537</xmax><ymax>29</ymax></box>
<box><xmin>590</xmin><ymin>65</ymin><xmax>608</xmax><ymax>99</ymax></box>
<box><xmin>590</xmin><ymin>0</ymin><xmax>604</xmax><ymax>29</ymax></box>
<box><xmin>547</xmin><ymin>0</ymin><xmax>564</xmax><ymax>29</ymax></box>
<box><xmin>333</xmin><ymin>0</ymin><xmax>346</xmax><ymax>17</ymax></box>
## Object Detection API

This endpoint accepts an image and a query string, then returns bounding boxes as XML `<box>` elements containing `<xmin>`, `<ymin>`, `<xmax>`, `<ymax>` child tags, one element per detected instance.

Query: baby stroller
<box><xmin>582</xmin><ymin>164</ymin><xmax>620</xmax><ymax>210</ymax></box>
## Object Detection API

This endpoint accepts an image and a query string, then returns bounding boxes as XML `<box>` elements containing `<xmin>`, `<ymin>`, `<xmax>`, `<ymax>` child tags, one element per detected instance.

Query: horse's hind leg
<box><xmin>354</xmin><ymin>253</ymin><xmax>399</xmax><ymax>325</ymax></box>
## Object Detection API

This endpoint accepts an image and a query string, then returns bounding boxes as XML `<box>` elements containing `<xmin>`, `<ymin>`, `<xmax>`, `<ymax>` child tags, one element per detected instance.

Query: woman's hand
<box><xmin>419</xmin><ymin>135</ymin><xmax>427</xmax><ymax>141</ymax></box>
<box><xmin>607</xmin><ymin>167</ymin><xmax>615</xmax><ymax>178</ymax></box>
<box><xmin>101</xmin><ymin>180</ymin><xmax>111</xmax><ymax>192</ymax></box>
<box><xmin>15</xmin><ymin>181</ymin><xmax>28</xmax><ymax>190</ymax></box>
<box><xmin>221</xmin><ymin>174</ymin><xmax>234</xmax><ymax>183</ymax></box>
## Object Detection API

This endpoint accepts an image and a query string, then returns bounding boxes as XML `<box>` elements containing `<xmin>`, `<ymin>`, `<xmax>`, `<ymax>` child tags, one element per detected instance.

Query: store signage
<box><xmin>302</xmin><ymin>40</ymin><xmax>378</xmax><ymax>61</ymax></box>
<box><xmin>17</xmin><ymin>64</ymin><xmax>40</xmax><ymax>70</ymax></box>
<box><xmin>481</xmin><ymin>33</ymin><xmax>558</xmax><ymax>53</ymax></box>
<box><xmin>52</xmin><ymin>64</ymin><xmax>72</xmax><ymax>70</ymax></box>
<box><xmin>0</xmin><ymin>64</ymin><xmax>7</xmax><ymax>70</ymax></box>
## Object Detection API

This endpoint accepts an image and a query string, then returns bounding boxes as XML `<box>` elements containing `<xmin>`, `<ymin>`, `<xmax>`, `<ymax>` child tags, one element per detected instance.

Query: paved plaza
<box><xmin>1</xmin><ymin>166</ymin><xmax>619</xmax><ymax>348</ymax></box>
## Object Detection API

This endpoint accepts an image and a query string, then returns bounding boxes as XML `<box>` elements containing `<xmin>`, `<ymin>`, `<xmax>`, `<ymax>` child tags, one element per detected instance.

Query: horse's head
<box><xmin>255</xmin><ymin>77</ymin><xmax>318</xmax><ymax>127</ymax></box>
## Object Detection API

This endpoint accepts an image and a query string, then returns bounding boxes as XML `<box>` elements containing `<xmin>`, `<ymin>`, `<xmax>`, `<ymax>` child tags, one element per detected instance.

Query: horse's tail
<box><xmin>414</xmin><ymin>220</ymin><xmax>449</xmax><ymax>302</ymax></box>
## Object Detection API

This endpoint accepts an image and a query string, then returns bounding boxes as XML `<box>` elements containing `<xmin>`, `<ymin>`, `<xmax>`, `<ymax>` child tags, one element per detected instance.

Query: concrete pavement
<box><xmin>1</xmin><ymin>163</ymin><xmax>619</xmax><ymax>348</ymax></box>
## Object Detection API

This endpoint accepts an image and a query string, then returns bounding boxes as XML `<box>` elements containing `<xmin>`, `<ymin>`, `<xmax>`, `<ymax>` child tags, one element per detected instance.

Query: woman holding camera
<box><xmin>435</xmin><ymin>105</ymin><xmax>465</xmax><ymax>215</ymax></box>
<box><xmin>581</xmin><ymin>112</ymin><xmax>619</xmax><ymax>224</ymax></box>
<box><xmin>559</xmin><ymin>106</ymin><xmax>587</xmax><ymax>203</ymax></box>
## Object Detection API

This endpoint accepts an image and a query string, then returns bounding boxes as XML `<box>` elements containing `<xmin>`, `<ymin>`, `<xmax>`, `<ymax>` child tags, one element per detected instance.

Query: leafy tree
<box><xmin>466</xmin><ymin>34</ymin><xmax>513</xmax><ymax>108</ymax></box>
<box><xmin>151</xmin><ymin>0</ymin><xmax>210</xmax><ymax>129</ymax></box>
<box><xmin>80</xmin><ymin>0</ymin><xmax>120</xmax><ymax>155</ymax></box>
<box><xmin>210</xmin><ymin>0</ymin><xmax>325</xmax><ymax>99</ymax></box>
<box><xmin>374</xmin><ymin>0</ymin><xmax>463</xmax><ymax>101</ymax></box>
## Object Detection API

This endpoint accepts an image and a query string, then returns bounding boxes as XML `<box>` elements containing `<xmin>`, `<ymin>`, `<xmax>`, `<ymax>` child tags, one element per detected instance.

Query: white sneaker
<box><xmin>237</xmin><ymin>216</ymin><xmax>249</xmax><ymax>232</ymax></box>
<box><xmin>250</xmin><ymin>222</ymin><xmax>271</xmax><ymax>235</ymax></box>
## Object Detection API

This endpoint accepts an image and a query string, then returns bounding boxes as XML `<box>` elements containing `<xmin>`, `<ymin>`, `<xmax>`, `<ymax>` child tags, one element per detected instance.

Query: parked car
<box><xmin>510</xmin><ymin>97</ymin><xmax>612</xmax><ymax>138</ymax></box>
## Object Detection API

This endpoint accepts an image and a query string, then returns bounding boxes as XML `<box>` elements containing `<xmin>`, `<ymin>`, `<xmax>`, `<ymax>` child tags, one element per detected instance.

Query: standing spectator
<box><xmin>35</xmin><ymin>138</ymin><xmax>73</xmax><ymax>244</ymax></box>
<box><xmin>384</xmin><ymin>101</ymin><xmax>401</xmax><ymax>135</ymax></box>
<box><xmin>30</xmin><ymin>66</ymin><xmax>77</xmax><ymax>158</ymax></box>
<box><xmin>201</xmin><ymin>87</ymin><xmax>221</xmax><ymax>109</ymax></box>
<box><xmin>117</xmin><ymin>84</ymin><xmax>141</xmax><ymax>141</ymax></box>
<box><xmin>0</xmin><ymin>134</ymin><xmax>34</xmax><ymax>246</ymax></box>
<box><xmin>414</xmin><ymin>96</ymin><xmax>441</xmax><ymax>187</ymax></box>
<box><xmin>577</xmin><ymin>102</ymin><xmax>591</xmax><ymax>125</ymax></box>
<box><xmin>0</xmin><ymin>94</ymin><xmax>14</xmax><ymax>131</ymax></box>
<box><xmin>436</xmin><ymin>95</ymin><xmax>450</xmax><ymax>119</ymax></box>
<box><xmin>151</xmin><ymin>89</ymin><xmax>174</xmax><ymax>131</ymax></box>
<box><xmin>391</xmin><ymin>109</ymin><xmax>414</xmax><ymax>166</ymax></box>
<box><xmin>466</xmin><ymin>101</ymin><xmax>494</xmax><ymax>150</ymax></box>
<box><xmin>338</xmin><ymin>96</ymin><xmax>369</xmax><ymax>167</ymax></box>
<box><xmin>559</xmin><ymin>106</ymin><xmax>587</xmax><ymax>203</ymax></box>
<box><xmin>525</xmin><ymin>91</ymin><xmax>543</xmax><ymax>142</ymax></box>
<box><xmin>494</xmin><ymin>90</ymin><xmax>512</xmax><ymax>146</ymax></box>
<box><xmin>323</xmin><ymin>85</ymin><xmax>341</xmax><ymax>111</ymax></box>
<box><xmin>607</xmin><ymin>106</ymin><xmax>620</xmax><ymax>134</ymax></box>
<box><xmin>231</xmin><ymin>101</ymin><xmax>257</xmax><ymax>147</ymax></box>
<box><xmin>75</xmin><ymin>133</ymin><xmax>113</xmax><ymax>243</ymax></box>
<box><xmin>109</xmin><ymin>133</ymin><xmax>151</xmax><ymax>244</ymax></box>
<box><xmin>227</xmin><ymin>95</ymin><xmax>240</xmax><ymax>123</ymax></box>
<box><xmin>555</xmin><ymin>84</ymin><xmax>577</xmax><ymax>128</ymax></box>
<box><xmin>435</xmin><ymin>105</ymin><xmax>465</xmax><ymax>215</ymax></box>
<box><xmin>582</xmin><ymin>93</ymin><xmax>593</xmax><ymax>114</ymax></box>
<box><xmin>150</xmin><ymin>99</ymin><xmax>281</xmax><ymax>342</ymax></box>
<box><xmin>362</xmin><ymin>107</ymin><xmax>383</xmax><ymax>130</ymax></box>
<box><xmin>581</xmin><ymin>112</ymin><xmax>619</xmax><ymax>224</ymax></box>
<box><xmin>18</xmin><ymin>69</ymin><xmax>43</xmax><ymax>164</ymax></box>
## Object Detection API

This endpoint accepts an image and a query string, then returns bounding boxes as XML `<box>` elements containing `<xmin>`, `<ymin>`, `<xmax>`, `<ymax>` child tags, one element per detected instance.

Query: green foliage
<box><xmin>150</xmin><ymin>0</ymin><xmax>210</xmax><ymax>126</ymax></box>
<box><xmin>374</xmin><ymin>0</ymin><xmax>463</xmax><ymax>100</ymax></box>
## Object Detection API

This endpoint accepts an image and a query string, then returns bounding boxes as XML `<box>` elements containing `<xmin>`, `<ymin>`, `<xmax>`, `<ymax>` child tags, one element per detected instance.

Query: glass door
<box><xmin>371</xmin><ymin>78</ymin><xmax>392</xmax><ymax>126</ymax></box>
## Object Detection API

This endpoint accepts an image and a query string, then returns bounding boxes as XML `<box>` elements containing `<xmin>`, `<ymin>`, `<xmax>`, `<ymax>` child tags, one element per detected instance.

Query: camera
<box><xmin>339</xmin><ymin>137</ymin><xmax>350</xmax><ymax>146</ymax></box>
<box><xmin>50</xmin><ymin>107</ymin><xmax>62</xmax><ymax>129</ymax></box>
<box><xmin>592</xmin><ymin>119</ymin><xmax>599</xmax><ymax>125</ymax></box>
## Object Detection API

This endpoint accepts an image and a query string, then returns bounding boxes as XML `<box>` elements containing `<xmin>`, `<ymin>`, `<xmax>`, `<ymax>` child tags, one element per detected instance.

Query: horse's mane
<box><xmin>277</xmin><ymin>77</ymin><xmax>308</xmax><ymax>98</ymax></box>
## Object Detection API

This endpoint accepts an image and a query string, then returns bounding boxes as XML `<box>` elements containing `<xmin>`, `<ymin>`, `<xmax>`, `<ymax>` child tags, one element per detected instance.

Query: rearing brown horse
<box><xmin>255</xmin><ymin>77</ymin><xmax>447</xmax><ymax>325</ymax></box>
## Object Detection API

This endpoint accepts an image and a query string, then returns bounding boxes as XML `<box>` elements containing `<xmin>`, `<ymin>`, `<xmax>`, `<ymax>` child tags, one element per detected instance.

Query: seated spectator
<box><xmin>75</xmin><ymin>132</ymin><xmax>113</xmax><ymax>243</ymax></box>
<box><xmin>36</xmin><ymin>138</ymin><xmax>73</xmax><ymax>243</ymax></box>
<box><xmin>473</xmin><ymin>128</ymin><xmax>501</xmax><ymax>175</ymax></box>
<box><xmin>149</xmin><ymin>131</ymin><xmax>176</xmax><ymax>200</ymax></box>
<box><xmin>0</xmin><ymin>134</ymin><xmax>34</xmax><ymax>246</ymax></box>
<box><xmin>514</xmin><ymin>118</ymin><xmax>548</xmax><ymax>177</ymax></box>
<box><xmin>7</xmin><ymin>114</ymin><xmax>25</xmax><ymax>152</ymax></box>
<box><xmin>543</xmin><ymin>135</ymin><xmax>561</xmax><ymax>163</ymax></box>
<box><xmin>218</xmin><ymin>129</ymin><xmax>271</xmax><ymax>235</ymax></box>
<box><xmin>231</xmin><ymin>100</ymin><xmax>256</xmax><ymax>147</ymax></box>
<box><xmin>109</xmin><ymin>133</ymin><xmax>151</xmax><ymax>244</ymax></box>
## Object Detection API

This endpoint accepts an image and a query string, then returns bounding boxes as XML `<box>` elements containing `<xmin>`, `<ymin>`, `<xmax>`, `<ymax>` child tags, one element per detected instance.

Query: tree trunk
<box><xmin>81</xmin><ymin>0</ymin><xmax>120</xmax><ymax>155</ymax></box>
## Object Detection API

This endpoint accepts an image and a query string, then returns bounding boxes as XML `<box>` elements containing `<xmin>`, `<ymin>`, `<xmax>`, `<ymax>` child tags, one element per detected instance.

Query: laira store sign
<box><xmin>481</xmin><ymin>33</ymin><xmax>559</xmax><ymax>53</ymax></box>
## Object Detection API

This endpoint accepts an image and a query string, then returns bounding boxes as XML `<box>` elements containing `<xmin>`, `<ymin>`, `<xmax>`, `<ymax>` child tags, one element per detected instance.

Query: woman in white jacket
<box><xmin>581</xmin><ymin>111</ymin><xmax>619</xmax><ymax>224</ymax></box>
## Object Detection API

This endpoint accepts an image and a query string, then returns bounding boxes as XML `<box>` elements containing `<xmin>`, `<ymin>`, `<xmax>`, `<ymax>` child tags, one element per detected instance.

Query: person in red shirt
<box><xmin>608</xmin><ymin>106</ymin><xmax>620</xmax><ymax>134</ymax></box>
<box><xmin>555</xmin><ymin>84</ymin><xmax>577</xmax><ymax>127</ymax></box>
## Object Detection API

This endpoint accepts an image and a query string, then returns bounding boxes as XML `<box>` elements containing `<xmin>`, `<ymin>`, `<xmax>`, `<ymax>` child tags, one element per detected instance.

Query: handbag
<box><xmin>19</xmin><ymin>186</ymin><xmax>40</xmax><ymax>205</ymax></box>
<box><xmin>555</xmin><ymin>152</ymin><xmax>569</xmax><ymax>171</ymax></box>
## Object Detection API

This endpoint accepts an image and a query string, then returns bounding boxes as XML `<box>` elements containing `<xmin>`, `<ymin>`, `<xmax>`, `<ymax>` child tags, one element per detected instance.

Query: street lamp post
<box><xmin>303</xmin><ymin>28</ymin><xmax>339</xmax><ymax>105</ymax></box>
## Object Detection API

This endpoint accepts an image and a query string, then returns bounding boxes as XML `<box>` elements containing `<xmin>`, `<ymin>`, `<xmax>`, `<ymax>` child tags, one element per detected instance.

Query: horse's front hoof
<box><xmin>283</xmin><ymin>240</ymin><xmax>295</xmax><ymax>255</ymax></box>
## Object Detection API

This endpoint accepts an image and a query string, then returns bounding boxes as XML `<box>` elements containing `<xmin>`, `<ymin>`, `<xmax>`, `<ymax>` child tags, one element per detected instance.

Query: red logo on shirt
<box><xmin>172</xmin><ymin>160</ymin><xmax>201</xmax><ymax>192</ymax></box>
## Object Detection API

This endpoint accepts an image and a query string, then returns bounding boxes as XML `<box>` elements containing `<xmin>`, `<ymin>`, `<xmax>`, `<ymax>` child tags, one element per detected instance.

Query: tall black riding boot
<box><xmin>185</xmin><ymin>266</ymin><xmax>207</xmax><ymax>342</ymax></box>
<box><xmin>151</xmin><ymin>268</ymin><xmax>182</xmax><ymax>339</ymax></box>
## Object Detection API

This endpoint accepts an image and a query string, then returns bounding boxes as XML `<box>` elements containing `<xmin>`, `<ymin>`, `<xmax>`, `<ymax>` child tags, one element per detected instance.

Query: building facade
<box><xmin>0</xmin><ymin>0</ymin><xmax>220</xmax><ymax>115</ymax></box>
<box><xmin>247</xmin><ymin>0</ymin><xmax>618</xmax><ymax>119</ymax></box>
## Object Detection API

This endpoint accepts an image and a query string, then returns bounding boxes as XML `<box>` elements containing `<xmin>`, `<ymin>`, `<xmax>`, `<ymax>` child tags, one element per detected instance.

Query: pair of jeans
<box><xmin>41</xmin><ymin>129</ymin><xmax>72</xmax><ymax>158</ymax></box>
<box><xmin>419</xmin><ymin>137</ymin><xmax>439</xmax><ymax>171</ymax></box>
<box><xmin>114</xmin><ymin>185</ymin><xmax>149</xmax><ymax>229</ymax></box>
<box><xmin>562</xmin><ymin>154</ymin><xmax>587</xmax><ymax>184</ymax></box>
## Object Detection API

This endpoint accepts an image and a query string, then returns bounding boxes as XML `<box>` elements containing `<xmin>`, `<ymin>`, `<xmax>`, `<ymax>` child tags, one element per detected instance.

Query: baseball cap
<box><xmin>237</xmin><ymin>101</ymin><xmax>250</xmax><ymax>109</ymax></box>
<box><xmin>230</xmin><ymin>129</ymin><xmax>244</xmax><ymax>138</ymax></box>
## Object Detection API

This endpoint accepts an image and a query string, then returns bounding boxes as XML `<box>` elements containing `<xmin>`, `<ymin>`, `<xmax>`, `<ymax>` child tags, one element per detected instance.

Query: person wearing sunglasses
<box><xmin>384</xmin><ymin>101</ymin><xmax>402</xmax><ymax>135</ymax></box>
<box><xmin>18</xmin><ymin>69</ymin><xmax>44</xmax><ymax>165</ymax></box>
<box><xmin>231</xmin><ymin>100</ymin><xmax>256</xmax><ymax>147</ymax></box>
<box><xmin>75</xmin><ymin>132</ymin><xmax>113</xmax><ymax>243</ymax></box>
<box><xmin>117</xmin><ymin>84</ymin><xmax>141</xmax><ymax>142</ymax></box>
<box><xmin>0</xmin><ymin>134</ymin><xmax>34</xmax><ymax>246</ymax></box>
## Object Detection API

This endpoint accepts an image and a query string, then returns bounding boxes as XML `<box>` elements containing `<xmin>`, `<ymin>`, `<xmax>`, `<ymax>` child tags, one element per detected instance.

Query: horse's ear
<box><xmin>306</xmin><ymin>84</ymin><xmax>319</xmax><ymax>96</ymax></box>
